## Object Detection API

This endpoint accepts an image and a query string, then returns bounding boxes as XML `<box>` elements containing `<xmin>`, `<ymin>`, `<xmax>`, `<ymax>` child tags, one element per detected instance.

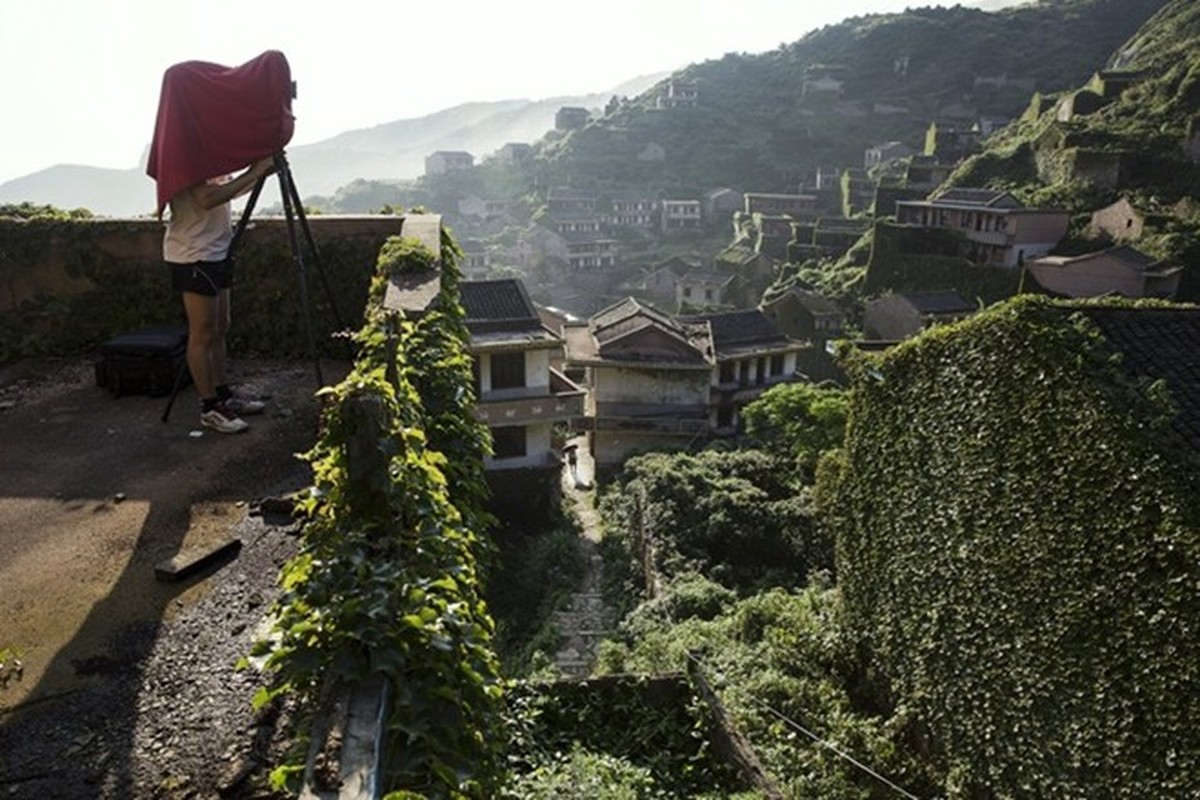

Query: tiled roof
<box><xmin>902</xmin><ymin>291</ymin><xmax>976</xmax><ymax>315</ymax></box>
<box><xmin>933</xmin><ymin>187</ymin><xmax>1017</xmax><ymax>207</ymax></box>
<box><xmin>789</xmin><ymin>288</ymin><xmax>842</xmax><ymax>315</ymax></box>
<box><xmin>1036</xmin><ymin>245</ymin><xmax>1161</xmax><ymax>270</ymax></box>
<box><xmin>592</xmin><ymin>297</ymin><xmax>676</xmax><ymax>333</ymax></box>
<box><xmin>681</xmin><ymin>309</ymin><xmax>788</xmax><ymax>350</ymax></box>
<box><xmin>460</xmin><ymin>279</ymin><xmax>538</xmax><ymax>326</ymax></box>
<box><xmin>717</xmin><ymin>243</ymin><xmax>761</xmax><ymax>266</ymax></box>
<box><xmin>1104</xmin><ymin>245</ymin><xmax>1162</xmax><ymax>270</ymax></box>
<box><xmin>1077</xmin><ymin>305</ymin><xmax>1200</xmax><ymax>450</ymax></box>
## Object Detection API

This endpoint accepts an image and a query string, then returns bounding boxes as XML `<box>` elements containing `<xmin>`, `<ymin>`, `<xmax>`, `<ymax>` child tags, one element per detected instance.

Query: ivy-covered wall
<box><xmin>862</xmin><ymin>221</ymin><xmax>1024</xmax><ymax>304</ymax></box>
<box><xmin>826</xmin><ymin>296</ymin><xmax>1200</xmax><ymax>798</ymax></box>
<box><xmin>0</xmin><ymin>216</ymin><xmax>404</xmax><ymax>361</ymax></box>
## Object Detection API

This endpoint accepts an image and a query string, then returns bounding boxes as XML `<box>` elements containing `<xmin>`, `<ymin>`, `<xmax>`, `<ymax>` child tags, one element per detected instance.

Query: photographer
<box><xmin>164</xmin><ymin>157</ymin><xmax>275</xmax><ymax>433</ymax></box>
<box><xmin>148</xmin><ymin>49</ymin><xmax>294</xmax><ymax>433</ymax></box>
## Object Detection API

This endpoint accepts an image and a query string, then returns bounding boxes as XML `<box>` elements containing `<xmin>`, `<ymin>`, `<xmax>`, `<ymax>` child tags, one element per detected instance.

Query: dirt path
<box><xmin>553</xmin><ymin>436</ymin><xmax>613</xmax><ymax>678</ymax></box>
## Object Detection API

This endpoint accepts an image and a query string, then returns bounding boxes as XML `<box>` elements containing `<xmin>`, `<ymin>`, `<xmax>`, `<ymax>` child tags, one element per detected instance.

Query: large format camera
<box><xmin>147</xmin><ymin>50</ymin><xmax>295</xmax><ymax>214</ymax></box>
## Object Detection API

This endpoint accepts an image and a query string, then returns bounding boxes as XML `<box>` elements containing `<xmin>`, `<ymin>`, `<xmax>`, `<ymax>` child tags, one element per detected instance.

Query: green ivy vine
<box><xmin>828</xmin><ymin>295</ymin><xmax>1200</xmax><ymax>798</ymax></box>
<box><xmin>251</xmin><ymin>222</ymin><xmax>505</xmax><ymax>798</ymax></box>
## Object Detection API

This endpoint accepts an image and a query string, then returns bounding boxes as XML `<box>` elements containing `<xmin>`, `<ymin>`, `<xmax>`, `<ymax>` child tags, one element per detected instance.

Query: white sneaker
<box><xmin>200</xmin><ymin>403</ymin><xmax>249</xmax><ymax>434</ymax></box>
<box><xmin>223</xmin><ymin>396</ymin><xmax>266</xmax><ymax>416</ymax></box>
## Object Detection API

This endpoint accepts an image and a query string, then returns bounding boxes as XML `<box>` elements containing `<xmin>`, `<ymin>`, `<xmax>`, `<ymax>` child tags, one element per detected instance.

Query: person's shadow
<box><xmin>0</xmin><ymin>368</ymin><xmax>319</xmax><ymax>797</ymax></box>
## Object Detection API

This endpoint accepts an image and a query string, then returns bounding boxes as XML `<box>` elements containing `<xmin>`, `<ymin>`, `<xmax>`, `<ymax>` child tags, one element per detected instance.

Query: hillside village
<box><xmin>409</xmin><ymin>53</ymin><xmax>1200</xmax><ymax>478</ymax></box>
<box><xmin>2</xmin><ymin>0</ymin><xmax>1199</xmax><ymax>798</ymax></box>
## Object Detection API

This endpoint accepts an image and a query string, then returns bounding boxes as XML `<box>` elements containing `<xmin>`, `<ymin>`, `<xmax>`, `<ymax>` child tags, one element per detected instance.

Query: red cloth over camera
<box><xmin>147</xmin><ymin>50</ymin><xmax>295</xmax><ymax>215</ymax></box>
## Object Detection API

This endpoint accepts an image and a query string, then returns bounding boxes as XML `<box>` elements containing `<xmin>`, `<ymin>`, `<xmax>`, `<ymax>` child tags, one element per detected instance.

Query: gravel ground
<box><xmin>0</xmin><ymin>356</ymin><xmax>339</xmax><ymax>799</ymax></box>
<box><xmin>0</xmin><ymin>503</ymin><xmax>304</xmax><ymax>799</ymax></box>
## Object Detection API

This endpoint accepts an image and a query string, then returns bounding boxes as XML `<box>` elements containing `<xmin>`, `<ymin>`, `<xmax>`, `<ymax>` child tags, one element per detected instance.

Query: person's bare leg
<box><xmin>182</xmin><ymin>291</ymin><xmax>219</xmax><ymax>400</ymax></box>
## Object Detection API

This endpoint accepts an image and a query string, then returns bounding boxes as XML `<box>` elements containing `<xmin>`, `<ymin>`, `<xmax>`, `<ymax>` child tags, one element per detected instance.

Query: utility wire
<box><xmin>684</xmin><ymin>651</ymin><xmax>920</xmax><ymax>800</ymax></box>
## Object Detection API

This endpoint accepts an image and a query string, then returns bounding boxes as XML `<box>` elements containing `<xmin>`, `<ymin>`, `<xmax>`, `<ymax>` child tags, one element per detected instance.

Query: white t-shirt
<box><xmin>163</xmin><ymin>177</ymin><xmax>233</xmax><ymax>263</ymax></box>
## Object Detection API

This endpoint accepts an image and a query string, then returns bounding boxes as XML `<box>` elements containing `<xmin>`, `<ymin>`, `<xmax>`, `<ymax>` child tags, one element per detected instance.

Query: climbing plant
<box><xmin>827</xmin><ymin>295</ymin><xmax>1200</xmax><ymax>798</ymax></box>
<box><xmin>251</xmin><ymin>222</ymin><xmax>505</xmax><ymax>798</ymax></box>
<box><xmin>598</xmin><ymin>448</ymin><xmax>828</xmax><ymax>596</ymax></box>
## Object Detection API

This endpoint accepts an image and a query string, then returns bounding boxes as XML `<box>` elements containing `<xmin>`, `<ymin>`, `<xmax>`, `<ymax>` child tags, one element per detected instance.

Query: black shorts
<box><xmin>168</xmin><ymin>259</ymin><xmax>233</xmax><ymax>297</ymax></box>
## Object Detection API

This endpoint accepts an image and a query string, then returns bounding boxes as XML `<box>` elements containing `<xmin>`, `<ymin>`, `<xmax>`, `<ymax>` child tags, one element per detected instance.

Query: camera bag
<box><xmin>94</xmin><ymin>324</ymin><xmax>191</xmax><ymax>398</ymax></box>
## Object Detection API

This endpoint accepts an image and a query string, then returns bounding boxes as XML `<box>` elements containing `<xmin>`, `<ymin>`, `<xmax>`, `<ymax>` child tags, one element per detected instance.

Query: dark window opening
<box><xmin>491</xmin><ymin>426</ymin><xmax>526</xmax><ymax>459</ymax></box>
<box><xmin>490</xmin><ymin>352</ymin><xmax>526</xmax><ymax>390</ymax></box>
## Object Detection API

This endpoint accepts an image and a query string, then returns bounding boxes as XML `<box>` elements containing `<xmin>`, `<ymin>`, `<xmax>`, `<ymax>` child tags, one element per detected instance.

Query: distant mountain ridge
<box><xmin>0</xmin><ymin>73</ymin><xmax>666</xmax><ymax>217</ymax></box>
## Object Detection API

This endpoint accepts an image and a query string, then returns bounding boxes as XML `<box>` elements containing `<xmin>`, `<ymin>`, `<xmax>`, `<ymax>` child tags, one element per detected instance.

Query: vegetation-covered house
<box><xmin>761</xmin><ymin>286</ymin><xmax>846</xmax><ymax>342</ymax></box>
<box><xmin>656</xmin><ymin>79</ymin><xmax>699</xmax><ymax>109</ymax></box>
<box><xmin>555</xmin><ymin>106</ymin><xmax>590</xmax><ymax>131</ymax></box>
<box><xmin>864</xmin><ymin>140</ymin><xmax>915</xmax><ymax>169</ymax></box>
<box><xmin>895</xmin><ymin>188</ymin><xmax>1070</xmax><ymax>267</ymax></box>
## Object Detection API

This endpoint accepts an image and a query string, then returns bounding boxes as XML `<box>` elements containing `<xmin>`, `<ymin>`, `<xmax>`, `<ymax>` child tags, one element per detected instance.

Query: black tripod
<box><xmin>161</xmin><ymin>151</ymin><xmax>345</xmax><ymax>423</ymax></box>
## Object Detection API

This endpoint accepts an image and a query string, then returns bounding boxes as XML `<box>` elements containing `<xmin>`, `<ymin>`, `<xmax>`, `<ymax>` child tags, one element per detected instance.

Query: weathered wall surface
<box><xmin>0</xmin><ymin>215</ymin><xmax>405</xmax><ymax>360</ymax></box>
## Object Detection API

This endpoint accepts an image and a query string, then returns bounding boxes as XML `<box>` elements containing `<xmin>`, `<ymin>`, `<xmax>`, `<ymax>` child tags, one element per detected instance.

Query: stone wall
<box><xmin>0</xmin><ymin>215</ymin><xmax>405</xmax><ymax>360</ymax></box>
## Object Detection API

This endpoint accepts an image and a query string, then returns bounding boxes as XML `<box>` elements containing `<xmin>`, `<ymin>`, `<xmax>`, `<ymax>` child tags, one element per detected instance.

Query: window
<box><xmin>720</xmin><ymin>361</ymin><xmax>736</xmax><ymax>384</ymax></box>
<box><xmin>490</xmin><ymin>352</ymin><xmax>526</xmax><ymax>390</ymax></box>
<box><xmin>491</xmin><ymin>426</ymin><xmax>526</xmax><ymax>459</ymax></box>
<box><xmin>770</xmin><ymin>354</ymin><xmax>785</xmax><ymax>376</ymax></box>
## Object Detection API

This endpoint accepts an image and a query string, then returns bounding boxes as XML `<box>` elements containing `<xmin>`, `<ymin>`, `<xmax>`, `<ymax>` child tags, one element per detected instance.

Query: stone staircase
<box><xmin>553</xmin><ymin>440</ymin><xmax>613</xmax><ymax>678</ymax></box>
<box><xmin>552</xmin><ymin>549</ymin><xmax>610</xmax><ymax>678</ymax></box>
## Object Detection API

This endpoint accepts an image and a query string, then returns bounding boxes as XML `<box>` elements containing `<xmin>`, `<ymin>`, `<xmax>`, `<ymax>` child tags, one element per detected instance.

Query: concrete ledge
<box><xmin>153</xmin><ymin>538</ymin><xmax>242</xmax><ymax>582</ymax></box>
<box><xmin>300</xmin><ymin>676</ymin><xmax>390</xmax><ymax>800</ymax></box>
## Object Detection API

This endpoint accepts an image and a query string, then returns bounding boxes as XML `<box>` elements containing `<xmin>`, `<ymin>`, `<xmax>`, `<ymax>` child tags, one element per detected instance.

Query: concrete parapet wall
<box><xmin>0</xmin><ymin>215</ymin><xmax>406</xmax><ymax>360</ymax></box>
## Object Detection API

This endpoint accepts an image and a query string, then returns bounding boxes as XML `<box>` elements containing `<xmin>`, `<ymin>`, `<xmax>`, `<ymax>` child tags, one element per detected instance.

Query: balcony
<box><xmin>964</xmin><ymin>229</ymin><xmax>1012</xmax><ymax>247</ymax></box>
<box><xmin>586</xmin><ymin>416</ymin><xmax>709</xmax><ymax>435</ymax></box>
<box><xmin>475</xmin><ymin>369</ymin><xmax>585</xmax><ymax>425</ymax></box>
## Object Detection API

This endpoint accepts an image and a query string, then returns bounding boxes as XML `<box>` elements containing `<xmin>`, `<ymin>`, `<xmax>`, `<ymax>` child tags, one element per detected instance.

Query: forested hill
<box><xmin>953</xmin><ymin>0</ymin><xmax>1200</xmax><ymax>207</ymax></box>
<box><xmin>946</xmin><ymin>0</ymin><xmax>1200</xmax><ymax>289</ymax></box>
<box><xmin>532</xmin><ymin>0</ymin><xmax>1169</xmax><ymax>196</ymax></box>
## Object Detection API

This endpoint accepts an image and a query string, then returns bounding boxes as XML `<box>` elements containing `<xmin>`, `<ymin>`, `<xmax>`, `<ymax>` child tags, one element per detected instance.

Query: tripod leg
<box><xmin>275</xmin><ymin>157</ymin><xmax>324</xmax><ymax>387</ymax></box>
<box><xmin>161</xmin><ymin>356</ymin><xmax>190</xmax><ymax>423</ymax></box>
<box><xmin>275</xmin><ymin>153</ymin><xmax>352</xmax><ymax>358</ymax></box>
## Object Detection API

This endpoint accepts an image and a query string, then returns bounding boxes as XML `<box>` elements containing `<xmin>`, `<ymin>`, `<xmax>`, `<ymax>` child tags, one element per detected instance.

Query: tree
<box><xmin>741</xmin><ymin>382</ymin><xmax>849</xmax><ymax>473</ymax></box>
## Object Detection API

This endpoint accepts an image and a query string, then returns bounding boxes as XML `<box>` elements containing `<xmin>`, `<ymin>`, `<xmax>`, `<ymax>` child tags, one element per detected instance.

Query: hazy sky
<box><xmin>0</xmin><ymin>0</ymin><xmax>1025</xmax><ymax>183</ymax></box>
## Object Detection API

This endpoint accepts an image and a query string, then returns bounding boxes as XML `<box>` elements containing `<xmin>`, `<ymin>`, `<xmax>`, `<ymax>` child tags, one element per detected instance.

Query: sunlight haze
<box><xmin>0</xmin><ymin>0</ymin><xmax>1027</xmax><ymax>183</ymax></box>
